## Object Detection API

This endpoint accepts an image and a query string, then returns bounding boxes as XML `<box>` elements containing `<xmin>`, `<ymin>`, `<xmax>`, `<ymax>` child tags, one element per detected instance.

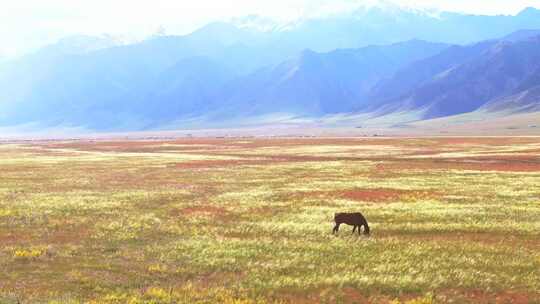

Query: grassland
<box><xmin>1</xmin><ymin>137</ymin><xmax>540</xmax><ymax>303</ymax></box>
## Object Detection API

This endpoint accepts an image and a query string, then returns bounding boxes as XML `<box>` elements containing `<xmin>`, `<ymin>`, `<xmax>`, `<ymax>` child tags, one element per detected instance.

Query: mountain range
<box><xmin>1</xmin><ymin>6</ymin><xmax>540</xmax><ymax>131</ymax></box>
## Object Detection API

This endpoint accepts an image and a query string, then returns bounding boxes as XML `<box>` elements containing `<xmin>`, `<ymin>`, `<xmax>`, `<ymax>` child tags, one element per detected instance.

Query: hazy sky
<box><xmin>1</xmin><ymin>0</ymin><xmax>539</xmax><ymax>57</ymax></box>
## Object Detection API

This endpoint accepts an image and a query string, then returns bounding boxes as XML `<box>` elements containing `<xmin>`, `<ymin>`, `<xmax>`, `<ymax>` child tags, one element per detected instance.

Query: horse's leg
<box><xmin>332</xmin><ymin>223</ymin><xmax>340</xmax><ymax>234</ymax></box>
<box><xmin>352</xmin><ymin>225</ymin><xmax>357</xmax><ymax>234</ymax></box>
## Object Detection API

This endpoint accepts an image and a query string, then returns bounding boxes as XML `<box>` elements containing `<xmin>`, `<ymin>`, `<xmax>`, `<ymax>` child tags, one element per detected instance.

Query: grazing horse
<box><xmin>333</xmin><ymin>212</ymin><xmax>370</xmax><ymax>235</ymax></box>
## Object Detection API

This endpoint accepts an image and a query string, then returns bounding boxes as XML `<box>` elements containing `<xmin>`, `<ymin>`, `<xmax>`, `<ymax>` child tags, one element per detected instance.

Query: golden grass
<box><xmin>1</xmin><ymin>137</ymin><xmax>539</xmax><ymax>303</ymax></box>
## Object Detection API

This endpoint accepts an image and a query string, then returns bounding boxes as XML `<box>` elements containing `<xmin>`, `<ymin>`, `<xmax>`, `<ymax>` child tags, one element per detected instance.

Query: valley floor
<box><xmin>1</xmin><ymin>137</ymin><xmax>540</xmax><ymax>303</ymax></box>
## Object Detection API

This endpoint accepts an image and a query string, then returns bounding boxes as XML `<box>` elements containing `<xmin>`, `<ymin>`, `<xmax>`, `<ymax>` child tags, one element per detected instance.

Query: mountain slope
<box><xmin>369</xmin><ymin>34</ymin><xmax>540</xmax><ymax>119</ymax></box>
<box><xmin>0</xmin><ymin>30</ymin><xmax>238</xmax><ymax>128</ymax></box>
<box><xmin>142</xmin><ymin>57</ymin><xmax>234</xmax><ymax>123</ymax></box>
<box><xmin>482</xmin><ymin>81</ymin><xmax>540</xmax><ymax>114</ymax></box>
<box><xmin>218</xmin><ymin>40</ymin><xmax>449</xmax><ymax>117</ymax></box>
<box><xmin>368</xmin><ymin>40</ymin><xmax>498</xmax><ymax>103</ymax></box>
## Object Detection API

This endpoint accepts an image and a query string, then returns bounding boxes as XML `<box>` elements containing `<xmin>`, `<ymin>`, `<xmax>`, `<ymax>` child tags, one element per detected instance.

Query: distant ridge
<box><xmin>368</xmin><ymin>33</ymin><xmax>540</xmax><ymax>119</ymax></box>
<box><xmin>502</xmin><ymin>29</ymin><xmax>540</xmax><ymax>42</ymax></box>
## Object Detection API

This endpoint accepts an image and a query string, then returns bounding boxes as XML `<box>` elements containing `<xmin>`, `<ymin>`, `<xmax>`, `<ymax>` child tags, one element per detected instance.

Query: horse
<box><xmin>333</xmin><ymin>212</ymin><xmax>370</xmax><ymax>235</ymax></box>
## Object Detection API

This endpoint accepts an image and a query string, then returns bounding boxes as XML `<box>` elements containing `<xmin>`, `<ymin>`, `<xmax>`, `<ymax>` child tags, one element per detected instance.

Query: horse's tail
<box><xmin>363</xmin><ymin>220</ymin><xmax>370</xmax><ymax>235</ymax></box>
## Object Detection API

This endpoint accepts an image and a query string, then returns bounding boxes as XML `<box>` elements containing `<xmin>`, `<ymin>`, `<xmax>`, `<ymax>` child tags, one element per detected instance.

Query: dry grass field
<box><xmin>1</xmin><ymin>137</ymin><xmax>540</xmax><ymax>303</ymax></box>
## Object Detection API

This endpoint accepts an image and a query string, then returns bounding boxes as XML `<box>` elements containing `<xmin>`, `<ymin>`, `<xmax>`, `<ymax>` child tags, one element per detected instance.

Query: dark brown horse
<box><xmin>333</xmin><ymin>212</ymin><xmax>370</xmax><ymax>235</ymax></box>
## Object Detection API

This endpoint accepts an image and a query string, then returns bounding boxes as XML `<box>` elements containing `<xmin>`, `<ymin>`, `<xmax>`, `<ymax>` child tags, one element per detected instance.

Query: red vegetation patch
<box><xmin>436</xmin><ymin>137</ymin><xmax>540</xmax><ymax>146</ymax></box>
<box><xmin>284</xmin><ymin>188</ymin><xmax>439</xmax><ymax>203</ymax></box>
<box><xmin>0</xmin><ymin>232</ymin><xmax>31</xmax><ymax>246</ymax></box>
<box><xmin>340</xmin><ymin>288</ymin><xmax>372</xmax><ymax>303</ymax></box>
<box><xmin>172</xmin><ymin>154</ymin><xmax>353</xmax><ymax>170</ymax></box>
<box><xmin>453</xmin><ymin>160</ymin><xmax>540</xmax><ymax>172</ymax></box>
<box><xmin>45</xmin><ymin>227</ymin><xmax>91</xmax><ymax>244</ymax></box>
<box><xmin>340</xmin><ymin>188</ymin><xmax>437</xmax><ymax>202</ymax></box>
<box><xmin>375</xmin><ymin>156</ymin><xmax>540</xmax><ymax>173</ymax></box>
<box><xmin>0</xmin><ymin>225</ymin><xmax>90</xmax><ymax>247</ymax></box>
<box><xmin>178</xmin><ymin>205</ymin><xmax>227</xmax><ymax>215</ymax></box>
<box><xmin>173</xmin><ymin>159</ymin><xmax>270</xmax><ymax>169</ymax></box>
<box><xmin>440</xmin><ymin>289</ymin><xmax>540</xmax><ymax>304</ymax></box>
<box><xmin>342</xmin><ymin>188</ymin><xmax>403</xmax><ymax>202</ymax></box>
